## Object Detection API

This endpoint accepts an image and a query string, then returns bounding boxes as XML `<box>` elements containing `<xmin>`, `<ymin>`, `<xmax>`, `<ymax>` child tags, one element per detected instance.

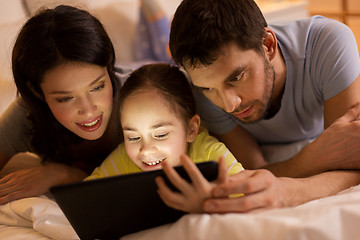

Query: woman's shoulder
<box><xmin>0</xmin><ymin>97</ymin><xmax>34</xmax><ymax>157</ymax></box>
<box><xmin>0</xmin><ymin>97</ymin><xmax>31</xmax><ymax>123</ymax></box>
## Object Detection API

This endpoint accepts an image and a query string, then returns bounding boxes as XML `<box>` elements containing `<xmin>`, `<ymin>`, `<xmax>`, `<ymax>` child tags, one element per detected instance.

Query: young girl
<box><xmin>86</xmin><ymin>63</ymin><xmax>244</xmax><ymax>212</ymax></box>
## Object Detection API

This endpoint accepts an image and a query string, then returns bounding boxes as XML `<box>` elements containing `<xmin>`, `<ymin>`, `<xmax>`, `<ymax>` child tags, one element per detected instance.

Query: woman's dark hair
<box><xmin>117</xmin><ymin>63</ymin><xmax>196</xmax><ymax>129</ymax></box>
<box><xmin>169</xmin><ymin>0</ymin><xmax>267</xmax><ymax>68</ymax></box>
<box><xmin>12</xmin><ymin>5</ymin><xmax>120</xmax><ymax>163</ymax></box>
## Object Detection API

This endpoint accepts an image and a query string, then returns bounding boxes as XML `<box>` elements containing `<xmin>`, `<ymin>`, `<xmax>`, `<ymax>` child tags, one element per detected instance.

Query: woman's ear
<box><xmin>186</xmin><ymin>114</ymin><xmax>201</xmax><ymax>143</ymax></box>
<box><xmin>262</xmin><ymin>27</ymin><xmax>277</xmax><ymax>61</ymax></box>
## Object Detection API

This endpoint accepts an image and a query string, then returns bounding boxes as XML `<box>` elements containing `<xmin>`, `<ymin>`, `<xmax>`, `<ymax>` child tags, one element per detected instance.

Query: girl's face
<box><xmin>121</xmin><ymin>89</ymin><xmax>199</xmax><ymax>171</ymax></box>
<box><xmin>41</xmin><ymin>62</ymin><xmax>113</xmax><ymax>140</ymax></box>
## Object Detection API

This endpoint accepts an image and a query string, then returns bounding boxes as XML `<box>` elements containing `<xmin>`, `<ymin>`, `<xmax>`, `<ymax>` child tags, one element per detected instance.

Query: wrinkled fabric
<box><xmin>0</xmin><ymin>196</ymin><xmax>79</xmax><ymax>240</ymax></box>
<box><xmin>122</xmin><ymin>185</ymin><xmax>360</xmax><ymax>240</ymax></box>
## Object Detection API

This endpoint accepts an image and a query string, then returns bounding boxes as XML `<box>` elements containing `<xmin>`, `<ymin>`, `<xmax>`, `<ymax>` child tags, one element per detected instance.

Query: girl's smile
<box><xmin>121</xmin><ymin>88</ymin><xmax>192</xmax><ymax>171</ymax></box>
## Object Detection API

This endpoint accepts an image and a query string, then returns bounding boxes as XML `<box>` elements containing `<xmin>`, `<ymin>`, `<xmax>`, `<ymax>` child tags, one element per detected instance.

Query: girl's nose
<box><xmin>140</xmin><ymin>140</ymin><xmax>156</xmax><ymax>154</ymax></box>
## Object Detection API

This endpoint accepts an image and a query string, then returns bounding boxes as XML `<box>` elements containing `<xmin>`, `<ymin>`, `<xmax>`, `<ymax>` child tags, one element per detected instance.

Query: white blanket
<box><xmin>1</xmin><ymin>185</ymin><xmax>360</xmax><ymax>240</ymax></box>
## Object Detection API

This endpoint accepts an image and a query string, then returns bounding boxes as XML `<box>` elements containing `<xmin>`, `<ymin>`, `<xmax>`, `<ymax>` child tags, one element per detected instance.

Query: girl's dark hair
<box><xmin>12</xmin><ymin>5</ymin><xmax>120</xmax><ymax>163</ymax></box>
<box><xmin>117</xmin><ymin>63</ymin><xmax>196</xmax><ymax>128</ymax></box>
<box><xmin>169</xmin><ymin>0</ymin><xmax>267</xmax><ymax>68</ymax></box>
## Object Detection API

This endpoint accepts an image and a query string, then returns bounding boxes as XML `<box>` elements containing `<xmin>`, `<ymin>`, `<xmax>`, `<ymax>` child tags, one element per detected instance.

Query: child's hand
<box><xmin>155</xmin><ymin>154</ymin><xmax>228</xmax><ymax>213</ymax></box>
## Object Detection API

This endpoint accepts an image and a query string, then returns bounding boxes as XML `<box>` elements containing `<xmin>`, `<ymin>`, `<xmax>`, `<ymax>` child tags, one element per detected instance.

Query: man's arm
<box><xmin>203</xmin><ymin>169</ymin><xmax>360</xmax><ymax>213</ymax></box>
<box><xmin>214</xmin><ymin>126</ymin><xmax>267</xmax><ymax>170</ymax></box>
<box><xmin>265</xmin><ymin>74</ymin><xmax>360</xmax><ymax>177</ymax></box>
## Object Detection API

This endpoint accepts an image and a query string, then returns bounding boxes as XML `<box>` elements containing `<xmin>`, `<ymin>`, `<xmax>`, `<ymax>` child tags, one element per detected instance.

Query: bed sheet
<box><xmin>0</xmin><ymin>184</ymin><xmax>360</xmax><ymax>240</ymax></box>
<box><xmin>1</xmin><ymin>151</ymin><xmax>360</xmax><ymax>240</ymax></box>
<box><xmin>124</xmin><ymin>184</ymin><xmax>360</xmax><ymax>240</ymax></box>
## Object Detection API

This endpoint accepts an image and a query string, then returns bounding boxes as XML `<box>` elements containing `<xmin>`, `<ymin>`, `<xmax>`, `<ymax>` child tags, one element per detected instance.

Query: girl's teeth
<box><xmin>144</xmin><ymin>158</ymin><xmax>165</xmax><ymax>166</ymax></box>
<box><xmin>82</xmin><ymin>119</ymin><xmax>99</xmax><ymax>127</ymax></box>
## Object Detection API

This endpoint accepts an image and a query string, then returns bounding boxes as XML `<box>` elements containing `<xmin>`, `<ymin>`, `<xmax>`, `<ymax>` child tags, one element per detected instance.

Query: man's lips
<box><xmin>233</xmin><ymin>106</ymin><xmax>253</xmax><ymax>119</ymax></box>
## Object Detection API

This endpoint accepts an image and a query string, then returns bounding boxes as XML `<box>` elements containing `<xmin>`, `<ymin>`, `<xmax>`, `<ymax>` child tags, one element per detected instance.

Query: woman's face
<box><xmin>121</xmin><ymin>89</ymin><xmax>194</xmax><ymax>171</ymax></box>
<box><xmin>41</xmin><ymin>62</ymin><xmax>113</xmax><ymax>140</ymax></box>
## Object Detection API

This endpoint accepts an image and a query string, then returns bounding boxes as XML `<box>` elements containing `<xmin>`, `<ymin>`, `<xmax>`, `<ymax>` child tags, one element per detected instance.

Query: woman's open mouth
<box><xmin>77</xmin><ymin>114</ymin><xmax>103</xmax><ymax>132</ymax></box>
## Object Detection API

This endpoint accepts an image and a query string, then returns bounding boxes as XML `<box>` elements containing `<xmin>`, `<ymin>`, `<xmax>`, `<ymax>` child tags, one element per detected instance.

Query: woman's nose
<box><xmin>77</xmin><ymin>96</ymin><xmax>97</xmax><ymax>115</ymax></box>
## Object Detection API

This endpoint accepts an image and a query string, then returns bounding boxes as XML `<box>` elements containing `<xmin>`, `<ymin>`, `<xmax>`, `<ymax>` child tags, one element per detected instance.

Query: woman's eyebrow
<box><xmin>89</xmin><ymin>72</ymin><xmax>106</xmax><ymax>86</ymax></box>
<box><xmin>49</xmin><ymin>72</ymin><xmax>106</xmax><ymax>95</ymax></box>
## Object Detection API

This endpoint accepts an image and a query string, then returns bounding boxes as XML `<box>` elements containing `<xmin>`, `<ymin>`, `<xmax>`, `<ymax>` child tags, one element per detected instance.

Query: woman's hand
<box><xmin>155</xmin><ymin>154</ymin><xmax>228</xmax><ymax>213</ymax></box>
<box><xmin>0</xmin><ymin>162</ymin><xmax>87</xmax><ymax>205</ymax></box>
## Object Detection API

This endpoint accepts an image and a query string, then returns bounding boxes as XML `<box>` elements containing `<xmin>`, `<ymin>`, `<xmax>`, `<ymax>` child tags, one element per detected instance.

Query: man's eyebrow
<box><xmin>191</xmin><ymin>66</ymin><xmax>247</xmax><ymax>91</ymax></box>
<box><xmin>49</xmin><ymin>72</ymin><xmax>106</xmax><ymax>94</ymax></box>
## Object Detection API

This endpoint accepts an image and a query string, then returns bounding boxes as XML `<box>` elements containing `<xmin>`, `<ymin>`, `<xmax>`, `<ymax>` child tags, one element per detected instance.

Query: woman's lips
<box><xmin>233</xmin><ymin>106</ymin><xmax>253</xmax><ymax>119</ymax></box>
<box><xmin>76</xmin><ymin>114</ymin><xmax>103</xmax><ymax>132</ymax></box>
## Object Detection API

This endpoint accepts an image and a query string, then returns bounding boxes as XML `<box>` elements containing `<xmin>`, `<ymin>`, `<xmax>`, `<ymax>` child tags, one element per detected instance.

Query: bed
<box><xmin>3</xmin><ymin>0</ymin><xmax>357</xmax><ymax>239</ymax></box>
<box><xmin>1</xmin><ymin>153</ymin><xmax>360</xmax><ymax>240</ymax></box>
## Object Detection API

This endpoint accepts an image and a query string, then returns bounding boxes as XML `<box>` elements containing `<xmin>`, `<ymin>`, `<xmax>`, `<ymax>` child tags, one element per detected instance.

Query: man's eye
<box><xmin>203</xmin><ymin>87</ymin><xmax>215</xmax><ymax>92</ymax></box>
<box><xmin>154</xmin><ymin>132</ymin><xmax>169</xmax><ymax>140</ymax></box>
<box><xmin>128</xmin><ymin>136</ymin><xmax>141</xmax><ymax>142</ymax></box>
<box><xmin>56</xmin><ymin>96</ymin><xmax>73</xmax><ymax>103</ymax></box>
<box><xmin>233</xmin><ymin>72</ymin><xmax>244</xmax><ymax>82</ymax></box>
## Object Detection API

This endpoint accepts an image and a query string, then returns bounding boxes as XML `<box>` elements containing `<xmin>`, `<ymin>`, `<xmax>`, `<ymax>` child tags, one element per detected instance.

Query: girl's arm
<box><xmin>155</xmin><ymin>154</ymin><xmax>228</xmax><ymax>213</ymax></box>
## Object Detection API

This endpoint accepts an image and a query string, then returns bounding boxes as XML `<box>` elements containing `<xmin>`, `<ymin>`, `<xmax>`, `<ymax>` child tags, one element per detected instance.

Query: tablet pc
<box><xmin>50</xmin><ymin>161</ymin><xmax>218</xmax><ymax>240</ymax></box>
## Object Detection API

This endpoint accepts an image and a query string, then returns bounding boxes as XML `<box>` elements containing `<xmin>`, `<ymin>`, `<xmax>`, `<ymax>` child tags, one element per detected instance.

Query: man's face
<box><xmin>186</xmin><ymin>42</ymin><xmax>275</xmax><ymax>123</ymax></box>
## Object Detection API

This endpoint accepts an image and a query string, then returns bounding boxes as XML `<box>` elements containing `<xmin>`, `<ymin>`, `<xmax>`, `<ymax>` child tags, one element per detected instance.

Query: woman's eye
<box><xmin>56</xmin><ymin>96</ymin><xmax>73</xmax><ymax>103</ymax></box>
<box><xmin>154</xmin><ymin>132</ymin><xmax>169</xmax><ymax>140</ymax></box>
<box><xmin>90</xmin><ymin>83</ymin><xmax>105</xmax><ymax>92</ymax></box>
<box><xmin>128</xmin><ymin>136</ymin><xmax>141</xmax><ymax>142</ymax></box>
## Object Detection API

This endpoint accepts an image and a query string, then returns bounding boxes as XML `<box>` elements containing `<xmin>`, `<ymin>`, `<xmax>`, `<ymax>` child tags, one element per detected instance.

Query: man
<box><xmin>160</xmin><ymin>0</ymin><xmax>360</xmax><ymax>213</ymax></box>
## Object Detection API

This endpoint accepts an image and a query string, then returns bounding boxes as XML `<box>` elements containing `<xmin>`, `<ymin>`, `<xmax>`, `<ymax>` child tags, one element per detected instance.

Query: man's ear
<box><xmin>262</xmin><ymin>27</ymin><xmax>277</xmax><ymax>61</ymax></box>
<box><xmin>186</xmin><ymin>114</ymin><xmax>201</xmax><ymax>143</ymax></box>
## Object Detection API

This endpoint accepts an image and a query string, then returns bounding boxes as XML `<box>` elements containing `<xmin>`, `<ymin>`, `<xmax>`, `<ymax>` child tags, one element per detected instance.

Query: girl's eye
<box><xmin>128</xmin><ymin>136</ymin><xmax>141</xmax><ymax>143</ymax></box>
<box><xmin>90</xmin><ymin>83</ymin><xmax>105</xmax><ymax>92</ymax></box>
<box><xmin>154</xmin><ymin>132</ymin><xmax>169</xmax><ymax>140</ymax></box>
<box><xmin>56</xmin><ymin>96</ymin><xmax>73</xmax><ymax>103</ymax></box>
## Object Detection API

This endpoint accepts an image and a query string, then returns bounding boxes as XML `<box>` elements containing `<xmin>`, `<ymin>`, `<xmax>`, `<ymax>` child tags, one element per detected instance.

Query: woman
<box><xmin>0</xmin><ymin>5</ymin><xmax>129</xmax><ymax>204</ymax></box>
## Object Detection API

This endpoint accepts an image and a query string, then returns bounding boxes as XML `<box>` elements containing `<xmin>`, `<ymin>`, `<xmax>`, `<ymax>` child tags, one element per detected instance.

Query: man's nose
<box><xmin>220</xmin><ymin>89</ymin><xmax>242</xmax><ymax>113</ymax></box>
